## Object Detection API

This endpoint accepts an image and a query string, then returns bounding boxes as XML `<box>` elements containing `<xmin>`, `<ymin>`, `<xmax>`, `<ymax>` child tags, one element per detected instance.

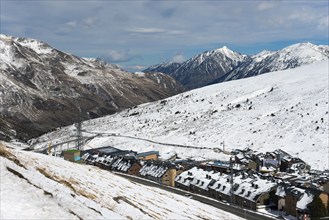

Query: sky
<box><xmin>1</xmin><ymin>0</ymin><xmax>328</xmax><ymax>72</ymax></box>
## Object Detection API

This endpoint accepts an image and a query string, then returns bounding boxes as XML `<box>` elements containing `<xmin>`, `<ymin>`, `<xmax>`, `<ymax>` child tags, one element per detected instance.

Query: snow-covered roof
<box><xmin>209</xmin><ymin>174</ymin><xmax>242</xmax><ymax>196</ymax></box>
<box><xmin>207</xmin><ymin>161</ymin><xmax>244</xmax><ymax>170</ymax></box>
<box><xmin>175</xmin><ymin>167</ymin><xmax>204</xmax><ymax>187</ymax></box>
<box><xmin>286</xmin><ymin>186</ymin><xmax>305</xmax><ymax>200</ymax></box>
<box><xmin>111</xmin><ymin>157</ymin><xmax>135</xmax><ymax>172</ymax></box>
<box><xmin>296</xmin><ymin>191</ymin><xmax>314</xmax><ymax>210</ymax></box>
<box><xmin>176</xmin><ymin>167</ymin><xmax>277</xmax><ymax>200</ymax></box>
<box><xmin>208</xmin><ymin>172</ymin><xmax>277</xmax><ymax>201</ymax></box>
<box><xmin>233</xmin><ymin>177</ymin><xmax>277</xmax><ymax>201</ymax></box>
<box><xmin>235</xmin><ymin>153</ymin><xmax>245</xmax><ymax>160</ymax></box>
<box><xmin>95</xmin><ymin>156</ymin><xmax>105</xmax><ymax>163</ymax></box>
<box><xmin>275</xmin><ymin>185</ymin><xmax>286</xmax><ymax>197</ymax></box>
<box><xmin>139</xmin><ymin>162</ymin><xmax>172</xmax><ymax>178</ymax></box>
<box><xmin>159</xmin><ymin>151</ymin><xmax>177</xmax><ymax>161</ymax></box>
<box><xmin>279</xmin><ymin>186</ymin><xmax>316</xmax><ymax>211</ymax></box>
<box><xmin>189</xmin><ymin>169</ymin><xmax>222</xmax><ymax>190</ymax></box>
<box><xmin>81</xmin><ymin>152</ymin><xmax>90</xmax><ymax>161</ymax></box>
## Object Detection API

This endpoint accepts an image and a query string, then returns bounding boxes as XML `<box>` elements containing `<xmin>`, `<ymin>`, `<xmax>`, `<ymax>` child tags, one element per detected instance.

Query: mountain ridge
<box><xmin>0</xmin><ymin>35</ymin><xmax>184</xmax><ymax>141</ymax></box>
<box><xmin>146</xmin><ymin>46</ymin><xmax>246</xmax><ymax>90</ymax></box>
<box><xmin>145</xmin><ymin>43</ymin><xmax>329</xmax><ymax>89</ymax></box>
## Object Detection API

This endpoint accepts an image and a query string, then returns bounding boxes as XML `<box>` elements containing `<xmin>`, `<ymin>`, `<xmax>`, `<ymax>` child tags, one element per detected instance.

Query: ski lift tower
<box><xmin>75</xmin><ymin>121</ymin><xmax>82</xmax><ymax>151</ymax></box>
<box><xmin>75</xmin><ymin>108</ymin><xmax>83</xmax><ymax>151</ymax></box>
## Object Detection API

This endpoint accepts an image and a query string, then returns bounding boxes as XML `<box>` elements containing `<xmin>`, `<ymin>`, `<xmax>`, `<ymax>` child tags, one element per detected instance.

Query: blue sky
<box><xmin>1</xmin><ymin>0</ymin><xmax>328</xmax><ymax>72</ymax></box>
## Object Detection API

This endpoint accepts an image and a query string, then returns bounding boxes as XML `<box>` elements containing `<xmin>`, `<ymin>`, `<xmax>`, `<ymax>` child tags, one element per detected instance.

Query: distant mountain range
<box><xmin>0</xmin><ymin>35</ymin><xmax>184</xmax><ymax>141</ymax></box>
<box><xmin>145</xmin><ymin>43</ymin><xmax>329</xmax><ymax>90</ymax></box>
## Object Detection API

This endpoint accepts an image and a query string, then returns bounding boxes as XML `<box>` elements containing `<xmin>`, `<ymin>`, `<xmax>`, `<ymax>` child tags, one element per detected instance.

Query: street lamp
<box><xmin>230</xmin><ymin>156</ymin><xmax>234</xmax><ymax>206</ymax></box>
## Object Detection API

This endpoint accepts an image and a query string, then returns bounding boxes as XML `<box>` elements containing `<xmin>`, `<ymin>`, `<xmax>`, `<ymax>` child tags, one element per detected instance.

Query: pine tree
<box><xmin>309</xmin><ymin>196</ymin><xmax>327</xmax><ymax>219</ymax></box>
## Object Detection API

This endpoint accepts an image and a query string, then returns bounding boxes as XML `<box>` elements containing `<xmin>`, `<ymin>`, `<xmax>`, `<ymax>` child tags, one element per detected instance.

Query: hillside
<box><xmin>0</xmin><ymin>144</ymin><xmax>242</xmax><ymax>219</ymax></box>
<box><xmin>32</xmin><ymin>61</ymin><xmax>329</xmax><ymax>170</ymax></box>
<box><xmin>0</xmin><ymin>35</ymin><xmax>184</xmax><ymax>141</ymax></box>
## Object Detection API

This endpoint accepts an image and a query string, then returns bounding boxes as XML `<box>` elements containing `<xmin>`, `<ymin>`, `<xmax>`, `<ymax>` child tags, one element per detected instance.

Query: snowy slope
<box><xmin>32</xmin><ymin>61</ymin><xmax>329</xmax><ymax>170</ymax></box>
<box><xmin>0</xmin><ymin>144</ymin><xmax>242</xmax><ymax>220</ymax></box>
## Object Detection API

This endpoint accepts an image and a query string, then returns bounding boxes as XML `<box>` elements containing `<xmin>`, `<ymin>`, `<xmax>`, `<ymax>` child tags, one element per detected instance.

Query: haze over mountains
<box><xmin>0</xmin><ymin>35</ymin><xmax>184</xmax><ymax>141</ymax></box>
<box><xmin>145</xmin><ymin>43</ymin><xmax>329</xmax><ymax>90</ymax></box>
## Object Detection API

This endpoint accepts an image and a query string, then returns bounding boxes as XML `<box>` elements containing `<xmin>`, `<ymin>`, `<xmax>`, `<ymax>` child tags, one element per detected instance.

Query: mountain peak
<box><xmin>213</xmin><ymin>45</ymin><xmax>233</xmax><ymax>54</ymax></box>
<box><xmin>211</xmin><ymin>46</ymin><xmax>247</xmax><ymax>62</ymax></box>
<box><xmin>0</xmin><ymin>34</ymin><xmax>11</xmax><ymax>39</ymax></box>
<box><xmin>283</xmin><ymin>42</ymin><xmax>317</xmax><ymax>51</ymax></box>
<box><xmin>218</xmin><ymin>45</ymin><xmax>230</xmax><ymax>51</ymax></box>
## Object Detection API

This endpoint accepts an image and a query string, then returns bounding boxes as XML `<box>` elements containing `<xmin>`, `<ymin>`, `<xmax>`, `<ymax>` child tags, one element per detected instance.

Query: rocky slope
<box><xmin>0</xmin><ymin>35</ymin><xmax>184</xmax><ymax>141</ymax></box>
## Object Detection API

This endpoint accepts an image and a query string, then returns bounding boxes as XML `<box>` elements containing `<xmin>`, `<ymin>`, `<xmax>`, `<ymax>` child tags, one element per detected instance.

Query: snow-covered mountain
<box><xmin>32</xmin><ymin>61</ymin><xmax>329</xmax><ymax>170</ymax></box>
<box><xmin>145</xmin><ymin>43</ymin><xmax>329</xmax><ymax>90</ymax></box>
<box><xmin>215</xmin><ymin>42</ymin><xmax>329</xmax><ymax>83</ymax></box>
<box><xmin>0</xmin><ymin>143</ymin><xmax>243</xmax><ymax>219</ymax></box>
<box><xmin>145</xmin><ymin>46</ymin><xmax>246</xmax><ymax>90</ymax></box>
<box><xmin>0</xmin><ymin>34</ymin><xmax>184</xmax><ymax>141</ymax></box>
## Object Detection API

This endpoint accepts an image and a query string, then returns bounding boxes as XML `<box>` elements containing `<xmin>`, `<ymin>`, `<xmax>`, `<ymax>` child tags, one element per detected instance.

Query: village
<box><xmin>61</xmin><ymin>145</ymin><xmax>329</xmax><ymax>220</ymax></box>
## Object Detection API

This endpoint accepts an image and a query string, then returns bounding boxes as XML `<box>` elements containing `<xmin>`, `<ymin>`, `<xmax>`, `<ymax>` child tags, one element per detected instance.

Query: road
<box><xmin>82</xmin><ymin>130</ymin><xmax>218</xmax><ymax>151</ymax></box>
<box><xmin>114</xmin><ymin>172</ymin><xmax>278</xmax><ymax>220</ymax></box>
<box><xmin>32</xmin><ymin>130</ymin><xmax>219</xmax><ymax>155</ymax></box>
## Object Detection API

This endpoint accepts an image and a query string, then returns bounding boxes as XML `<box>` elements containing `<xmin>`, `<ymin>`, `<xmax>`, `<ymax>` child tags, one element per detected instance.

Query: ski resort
<box><xmin>1</xmin><ymin>1</ymin><xmax>329</xmax><ymax>218</ymax></box>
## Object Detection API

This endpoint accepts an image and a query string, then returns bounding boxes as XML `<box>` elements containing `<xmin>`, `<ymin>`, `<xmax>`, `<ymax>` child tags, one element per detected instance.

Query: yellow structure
<box><xmin>162</xmin><ymin>168</ymin><xmax>176</xmax><ymax>187</ymax></box>
<box><xmin>63</xmin><ymin>149</ymin><xmax>80</xmax><ymax>162</ymax></box>
<box><xmin>137</xmin><ymin>151</ymin><xmax>159</xmax><ymax>161</ymax></box>
<box><xmin>319</xmin><ymin>192</ymin><xmax>328</xmax><ymax>209</ymax></box>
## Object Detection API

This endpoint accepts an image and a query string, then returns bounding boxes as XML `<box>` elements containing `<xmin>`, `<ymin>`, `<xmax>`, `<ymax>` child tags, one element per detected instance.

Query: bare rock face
<box><xmin>0</xmin><ymin>35</ymin><xmax>184</xmax><ymax>141</ymax></box>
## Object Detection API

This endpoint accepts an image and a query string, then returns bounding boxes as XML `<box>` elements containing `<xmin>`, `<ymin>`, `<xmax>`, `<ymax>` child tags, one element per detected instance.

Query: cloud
<box><xmin>128</xmin><ymin>28</ymin><xmax>165</xmax><ymax>34</ymax></box>
<box><xmin>83</xmin><ymin>17</ymin><xmax>98</xmax><ymax>29</ymax></box>
<box><xmin>66</xmin><ymin>21</ymin><xmax>77</xmax><ymax>28</ymax></box>
<box><xmin>2</xmin><ymin>0</ymin><xmax>327</xmax><ymax>70</ymax></box>
<box><xmin>172</xmin><ymin>52</ymin><xmax>186</xmax><ymax>63</ymax></box>
<box><xmin>102</xmin><ymin>50</ymin><xmax>137</xmax><ymax>63</ymax></box>
<box><xmin>317</xmin><ymin>15</ymin><xmax>329</xmax><ymax>31</ymax></box>
<box><xmin>257</xmin><ymin>1</ymin><xmax>278</xmax><ymax>11</ymax></box>
<box><xmin>161</xmin><ymin>8</ymin><xmax>176</xmax><ymax>18</ymax></box>
<box><xmin>129</xmin><ymin>65</ymin><xmax>145</xmax><ymax>71</ymax></box>
<box><xmin>127</xmin><ymin>27</ymin><xmax>185</xmax><ymax>35</ymax></box>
